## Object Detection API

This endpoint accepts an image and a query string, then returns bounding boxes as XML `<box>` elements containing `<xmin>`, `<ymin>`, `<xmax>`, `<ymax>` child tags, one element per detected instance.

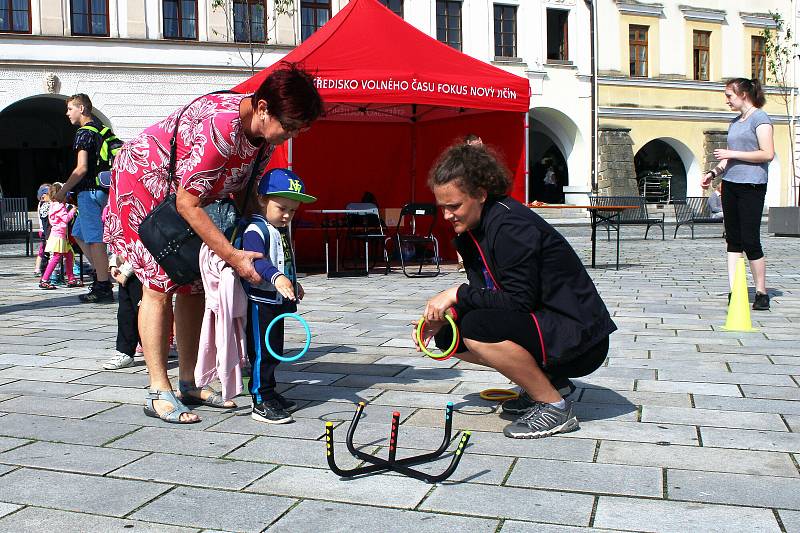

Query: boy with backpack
<box><xmin>240</xmin><ymin>168</ymin><xmax>316</xmax><ymax>424</ymax></box>
<box><xmin>55</xmin><ymin>93</ymin><xmax>123</xmax><ymax>304</ymax></box>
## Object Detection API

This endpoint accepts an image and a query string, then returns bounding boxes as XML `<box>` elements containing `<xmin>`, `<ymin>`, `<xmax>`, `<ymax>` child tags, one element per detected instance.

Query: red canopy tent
<box><xmin>234</xmin><ymin>0</ymin><xmax>530</xmax><ymax>264</ymax></box>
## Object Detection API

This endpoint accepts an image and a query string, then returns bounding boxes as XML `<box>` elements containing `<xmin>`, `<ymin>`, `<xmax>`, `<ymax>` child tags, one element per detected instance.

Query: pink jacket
<box><xmin>195</xmin><ymin>244</ymin><xmax>248</xmax><ymax>401</ymax></box>
<box><xmin>48</xmin><ymin>202</ymin><xmax>76</xmax><ymax>239</ymax></box>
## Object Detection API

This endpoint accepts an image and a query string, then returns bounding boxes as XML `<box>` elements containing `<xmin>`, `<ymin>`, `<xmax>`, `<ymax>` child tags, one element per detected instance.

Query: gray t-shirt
<box><xmin>723</xmin><ymin>108</ymin><xmax>772</xmax><ymax>184</ymax></box>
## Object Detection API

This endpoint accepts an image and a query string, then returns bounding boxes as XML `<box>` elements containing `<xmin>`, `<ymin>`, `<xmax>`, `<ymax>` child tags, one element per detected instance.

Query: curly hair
<box><xmin>428</xmin><ymin>143</ymin><xmax>511</xmax><ymax>198</ymax></box>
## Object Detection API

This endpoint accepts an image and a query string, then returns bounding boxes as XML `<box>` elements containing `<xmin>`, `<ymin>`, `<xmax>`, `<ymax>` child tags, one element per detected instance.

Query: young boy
<box><xmin>241</xmin><ymin>168</ymin><xmax>316</xmax><ymax>424</ymax></box>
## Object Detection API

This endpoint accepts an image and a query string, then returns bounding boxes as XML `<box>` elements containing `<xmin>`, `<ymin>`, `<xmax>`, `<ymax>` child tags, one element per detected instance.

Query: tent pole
<box><xmin>524</xmin><ymin>112</ymin><xmax>530</xmax><ymax>204</ymax></box>
<box><xmin>288</xmin><ymin>137</ymin><xmax>294</xmax><ymax>170</ymax></box>
<box><xmin>410</xmin><ymin>105</ymin><xmax>417</xmax><ymax>203</ymax></box>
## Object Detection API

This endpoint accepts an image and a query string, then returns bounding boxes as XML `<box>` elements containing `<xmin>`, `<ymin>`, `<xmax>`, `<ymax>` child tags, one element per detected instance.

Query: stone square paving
<box><xmin>0</xmin><ymin>224</ymin><xmax>798</xmax><ymax>532</ymax></box>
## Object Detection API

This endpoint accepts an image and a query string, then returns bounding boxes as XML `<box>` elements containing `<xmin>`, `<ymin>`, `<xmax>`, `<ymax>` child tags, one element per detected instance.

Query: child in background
<box><xmin>708</xmin><ymin>182</ymin><xmax>723</xmax><ymax>219</ymax></box>
<box><xmin>33</xmin><ymin>183</ymin><xmax>52</xmax><ymax>276</ymax></box>
<box><xmin>39</xmin><ymin>183</ymin><xmax>81</xmax><ymax>290</ymax></box>
<box><xmin>102</xmin><ymin>252</ymin><xmax>142</xmax><ymax>369</ymax></box>
<box><xmin>241</xmin><ymin>168</ymin><xmax>316</xmax><ymax>424</ymax></box>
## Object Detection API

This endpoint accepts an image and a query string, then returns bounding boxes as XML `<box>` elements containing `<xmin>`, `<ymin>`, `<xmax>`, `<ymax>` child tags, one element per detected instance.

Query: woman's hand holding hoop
<box><xmin>412</xmin><ymin>318</ymin><xmax>445</xmax><ymax>352</ymax></box>
<box><xmin>424</xmin><ymin>286</ymin><xmax>458</xmax><ymax>322</ymax></box>
<box><xmin>415</xmin><ymin>314</ymin><xmax>458</xmax><ymax>360</ymax></box>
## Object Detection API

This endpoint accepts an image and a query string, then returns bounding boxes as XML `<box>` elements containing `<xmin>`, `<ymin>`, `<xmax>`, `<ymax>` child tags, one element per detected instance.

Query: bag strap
<box><xmin>238</xmin><ymin>144</ymin><xmax>266</xmax><ymax>218</ymax></box>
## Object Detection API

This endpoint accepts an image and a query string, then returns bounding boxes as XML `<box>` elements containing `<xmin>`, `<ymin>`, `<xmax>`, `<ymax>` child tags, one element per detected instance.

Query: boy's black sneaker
<box><xmin>274</xmin><ymin>393</ymin><xmax>297</xmax><ymax>412</ymax></box>
<box><xmin>79</xmin><ymin>282</ymin><xmax>114</xmax><ymax>304</ymax></box>
<box><xmin>252</xmin><ymin>398</ymin><xmax>293</xmax><ymax>424</ymax></box>
<box><xmin>752</xmin><ymin>292</ymin><xmax>770</xmax><ymax>311</ymax></box>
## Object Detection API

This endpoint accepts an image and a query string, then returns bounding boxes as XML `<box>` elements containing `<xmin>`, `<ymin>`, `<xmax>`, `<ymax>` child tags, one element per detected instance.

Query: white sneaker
<box><xmin>102</xmin><ymin>352</ymin><xmax>134</xmax><ymax>370</ymax></box>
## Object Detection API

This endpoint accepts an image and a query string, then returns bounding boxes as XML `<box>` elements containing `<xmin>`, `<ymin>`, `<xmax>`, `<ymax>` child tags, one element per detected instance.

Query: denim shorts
<box><xmin>72</xmin><ymin>189</ymin><xmax>108</xmax><ymax>244</ymax></box>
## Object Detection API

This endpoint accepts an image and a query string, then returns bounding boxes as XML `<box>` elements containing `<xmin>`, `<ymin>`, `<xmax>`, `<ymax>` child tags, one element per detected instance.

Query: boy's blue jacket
<box><xmin>240</xmin><ymin>215</ymin><xmax>295</xmax><ymax>307</ymax></box>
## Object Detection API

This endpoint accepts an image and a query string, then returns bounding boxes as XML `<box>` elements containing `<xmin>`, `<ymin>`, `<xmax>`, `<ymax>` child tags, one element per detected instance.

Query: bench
<box><xmin>0</xmin><ymin>197</ymin><xmax>33</xmax><ymax>256</ymax></box>
<box><xmin>589</xmin><ymin>195</ymin><xmax>665</xmax><ymax>240</ymax></box>
<box><xmin>673</xmin><ymin>196</ymin><xmax>724</xmax><ymax>239</ymax></box>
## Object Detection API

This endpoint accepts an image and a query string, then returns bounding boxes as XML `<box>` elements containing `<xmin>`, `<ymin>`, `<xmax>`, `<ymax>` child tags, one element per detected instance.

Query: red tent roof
<box><xmin>233</xmin><ymin>0</ymin><xmax>530</xmax><ymax>113</ymax></box>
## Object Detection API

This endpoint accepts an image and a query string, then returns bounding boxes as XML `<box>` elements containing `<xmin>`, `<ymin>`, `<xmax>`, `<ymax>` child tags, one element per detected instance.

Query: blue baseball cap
<box><xmin>258</xmin><ymin>168</ymin><xmax>317</xmax><ymax>204</ymax></box>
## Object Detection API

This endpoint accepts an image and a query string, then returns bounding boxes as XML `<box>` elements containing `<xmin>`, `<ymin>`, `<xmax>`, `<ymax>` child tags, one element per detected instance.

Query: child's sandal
<box><xmin>66</xmin><ymin>279</ymin><xmax>83</xmax><ymax>288</ymax></box>
<box><xmin>38</xmin><ymin>281</ymin><xmax>57</xmax><ymax>290</ymax></box>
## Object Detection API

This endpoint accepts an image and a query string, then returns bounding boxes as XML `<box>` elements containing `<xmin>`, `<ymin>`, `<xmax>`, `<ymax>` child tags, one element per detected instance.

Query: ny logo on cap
<box><xmin>288</xmin><ymin>179</ymin><xmax>302</xmax><ymax>193</ymax></box>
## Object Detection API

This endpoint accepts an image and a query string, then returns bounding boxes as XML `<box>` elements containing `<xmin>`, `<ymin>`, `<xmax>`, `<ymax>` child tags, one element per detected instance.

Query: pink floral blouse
<box><xmin>104</xmin><ymin>93</ymin><xmax>273</xmax><ymax>293</ymax></box>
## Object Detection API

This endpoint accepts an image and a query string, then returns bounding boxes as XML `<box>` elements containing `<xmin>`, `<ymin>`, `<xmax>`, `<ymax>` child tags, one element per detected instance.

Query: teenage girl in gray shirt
<box><xmin>701</xmin><ymin>78</ymin><xmax>774</xmax><ymax>310</ymax></box>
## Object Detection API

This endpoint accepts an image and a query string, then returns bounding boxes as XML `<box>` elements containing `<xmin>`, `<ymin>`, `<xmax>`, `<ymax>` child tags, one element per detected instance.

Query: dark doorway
<box><xmin>529</xmin><ymin>131</ymin><xmax>568</xmax><ymax>204</ymax></box>
<box><xmin>0</xmin><ymin>96</ymin><xmax>77</xmax><ymax>206</ymax></box>
<box><xmin>634</xmin><ymin>139</ymin><xmax>686</xmax><ymax>202</ymax></box>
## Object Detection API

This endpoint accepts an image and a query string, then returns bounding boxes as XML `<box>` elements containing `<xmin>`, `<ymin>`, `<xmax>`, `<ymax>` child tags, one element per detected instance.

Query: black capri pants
<box><xmin>722</xmin><ymin>180</ymin><xmax>767</xmax><ymax>260</ymax></box>
<box><xmin>434</xmin><ymin>309</ymin><xmax>608</xmax><ymax>379</ymax></box>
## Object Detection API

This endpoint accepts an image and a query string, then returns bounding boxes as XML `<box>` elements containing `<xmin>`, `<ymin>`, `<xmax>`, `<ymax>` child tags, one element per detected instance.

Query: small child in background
<box><xmin>33</xmin><ymin>183</ymin><xmax>52</xmax><ymax>276</ymax></box>
<box><xmin>102</xmin><ymin>252</ymin><xmax>143</xmax><ymax>369</ymax></box>
<box><xmin>241</xmin><ymin>168</ymin><xmax>316</xmax><ymax>424</ymax></box>
<box><xmin>708</xmin><ymin>182</ymin><xmax>723</xmax><ymax>219</ymax></box>
<box><xmin>39</xmin><ymin>183</ymin><xmax>81</xmax><ymax>290</ymax></box>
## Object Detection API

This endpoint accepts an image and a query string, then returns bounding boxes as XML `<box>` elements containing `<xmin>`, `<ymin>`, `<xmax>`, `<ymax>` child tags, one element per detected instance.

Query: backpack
<box><xmin>204</xmin><ymin>198</ymin><xmax>241</xmax><ymax>241</ymax></box>
<box><xmin>79</xmin><ymin>124</ymin><xmax>124</xmax><ymax>190</ymax></box>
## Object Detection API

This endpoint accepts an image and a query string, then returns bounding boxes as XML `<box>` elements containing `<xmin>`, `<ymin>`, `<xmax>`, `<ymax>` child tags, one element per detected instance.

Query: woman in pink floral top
<box><xmin>105</xmin><ymin>64</ymin><xmax>323</xmax><ymax>424</ymax></box>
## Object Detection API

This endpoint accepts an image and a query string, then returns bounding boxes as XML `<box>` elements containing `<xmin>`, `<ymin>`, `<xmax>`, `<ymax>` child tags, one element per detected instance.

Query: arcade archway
<box><xmin>0</xmin><ymin>95</ymin><xmax>111</xmax><ymax>205</ymax></box>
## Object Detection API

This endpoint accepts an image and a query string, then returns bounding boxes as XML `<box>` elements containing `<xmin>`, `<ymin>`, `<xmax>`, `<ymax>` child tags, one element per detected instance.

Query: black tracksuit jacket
<box><xmin>451</xmin><ymin>195</ymin><xmax>617</xmax><ymax>368</ymax></box>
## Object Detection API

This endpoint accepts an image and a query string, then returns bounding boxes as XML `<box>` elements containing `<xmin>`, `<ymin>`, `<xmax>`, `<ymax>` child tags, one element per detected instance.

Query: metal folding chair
<box><xmin>344</xmin><ymin>202</ymin><xmax>391</xmax><ymax>275</ymax></box>
<box><xmin>394</xmin><ymin>203</ymin><xmax>439</xmax><ymax>278</ymax></box>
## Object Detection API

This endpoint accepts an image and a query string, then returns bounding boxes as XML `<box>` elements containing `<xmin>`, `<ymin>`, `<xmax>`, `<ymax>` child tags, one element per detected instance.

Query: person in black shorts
<box><xmin>414</xmin><ymin>143</ymin><xmax>617</xmax><ymax>439</ymax></box>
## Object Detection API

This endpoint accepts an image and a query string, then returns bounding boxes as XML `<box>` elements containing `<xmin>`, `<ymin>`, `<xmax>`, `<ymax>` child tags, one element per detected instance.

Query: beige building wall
<box><xmin>598</xmin><ymin>0</ymin><xmax>795</xmax><ymax>207</ymax></box>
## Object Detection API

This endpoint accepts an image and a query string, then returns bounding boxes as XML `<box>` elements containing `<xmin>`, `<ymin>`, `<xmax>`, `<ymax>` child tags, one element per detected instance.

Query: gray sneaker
<box><xmin>503</xmin><ymin>399</ymin><xmax>579</xmax><ymax>439</ymax></box>
<box><xmin>501</xmin><ymin>391</ymin><xmax>537</xmax><ymax>415</ymax></box>
<box><xmin>501</xmin><ymin>379</ymin><xmax>576</xmax><ymax>415</ymax></box>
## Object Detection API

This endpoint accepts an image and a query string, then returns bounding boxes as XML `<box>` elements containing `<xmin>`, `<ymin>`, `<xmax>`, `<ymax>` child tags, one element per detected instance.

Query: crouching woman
<box><xmin>415</xmin><ymin>143</ymin><xmax>617</xmax><ymax>439</ymax></box>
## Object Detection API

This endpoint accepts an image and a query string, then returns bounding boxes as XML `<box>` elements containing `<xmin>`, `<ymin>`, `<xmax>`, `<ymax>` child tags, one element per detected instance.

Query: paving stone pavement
<box><xmin>0</xmin><ymin>225</ymin><xmax>798</xmax><ymax>532</ymax></box>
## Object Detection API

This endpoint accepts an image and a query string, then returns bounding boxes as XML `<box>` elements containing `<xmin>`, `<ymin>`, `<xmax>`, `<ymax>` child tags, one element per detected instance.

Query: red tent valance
<box><xmin>233</xmin><ymin>0</ymin><xmax>530</xmax><ymax>113</ymax></box>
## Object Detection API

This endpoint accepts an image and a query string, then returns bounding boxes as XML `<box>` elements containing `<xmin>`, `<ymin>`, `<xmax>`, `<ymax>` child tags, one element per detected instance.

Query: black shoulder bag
<box><xmin>138</xmin><ymin>93</ymin><xmax>265</xmax><ymax>286</ymax></box>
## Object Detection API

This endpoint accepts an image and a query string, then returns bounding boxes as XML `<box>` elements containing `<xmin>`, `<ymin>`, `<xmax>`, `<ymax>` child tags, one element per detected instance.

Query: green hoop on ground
<box><xmin>416</xmin><ymin>314</ymin><xmax>458</xmax><ymax>360</ymax></box>
<box><xmin>265</xmin><ymin>312</ymin><xmax>311</xmax><ymax>362</ymax></box>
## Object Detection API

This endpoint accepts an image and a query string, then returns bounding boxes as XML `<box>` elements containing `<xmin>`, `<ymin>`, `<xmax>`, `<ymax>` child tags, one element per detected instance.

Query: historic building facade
<box><xmin>0</xmin><ymin>0</ymin><xmax>795</xmax><ymax>207</ymax></box>
<box><xmin>0</xmin><ymin>0</ymin><xmax>594</xmax><ymax>206</ymax></box>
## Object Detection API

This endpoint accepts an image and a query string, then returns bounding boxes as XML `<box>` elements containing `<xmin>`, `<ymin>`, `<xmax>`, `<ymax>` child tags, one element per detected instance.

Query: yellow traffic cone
<box><xmin>722</xmin><ymin>257</ymin><xmax>758</xmax><ymax>332</ymax></box>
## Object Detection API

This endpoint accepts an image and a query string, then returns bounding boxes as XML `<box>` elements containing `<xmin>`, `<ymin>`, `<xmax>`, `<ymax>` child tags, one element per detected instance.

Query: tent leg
<box><xmin>524</xmin><ymin>112</ymin><xmax>530</xmax><ymax>205</ymax></box>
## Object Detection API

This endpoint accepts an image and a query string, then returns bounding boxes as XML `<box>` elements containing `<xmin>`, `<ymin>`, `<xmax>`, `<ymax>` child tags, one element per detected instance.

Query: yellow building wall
<box><xmin>598</xmin><ymin>84</ymin><xmax>786</xmax><ymax>116</ymax></box>
<box><xmin>620</xmin><ymin>15</ymin><xmax>660</xmax><ymax>78</ymax></box>
<box><xmin>597</xmin><ymin>115</ymin><xmax>791</xmax><ymax>205</ymax></box>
